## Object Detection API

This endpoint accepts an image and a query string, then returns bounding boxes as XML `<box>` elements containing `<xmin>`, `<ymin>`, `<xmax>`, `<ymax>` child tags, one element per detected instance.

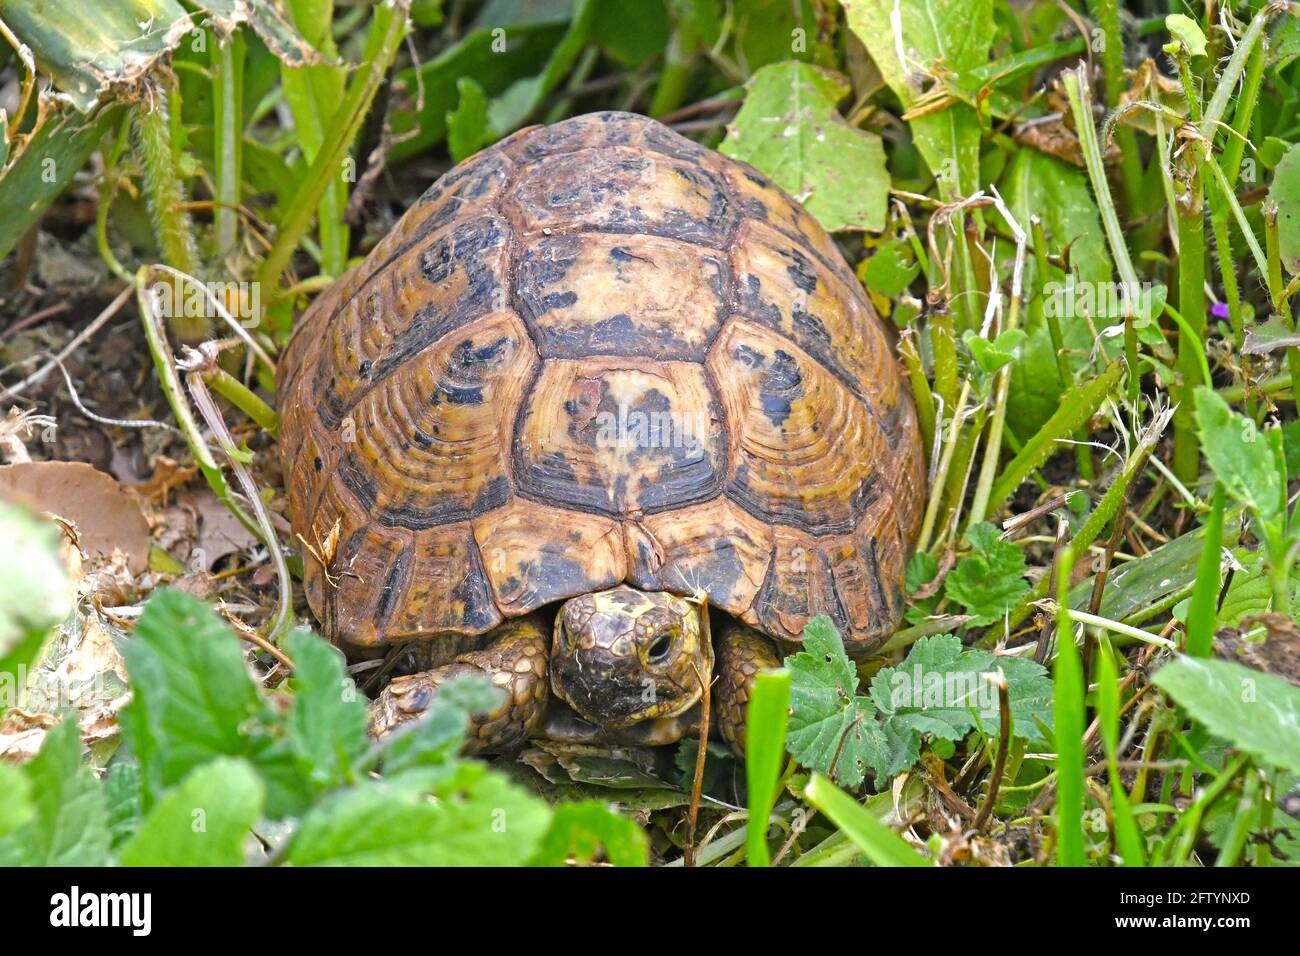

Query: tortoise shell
<box><xmin>277</xmin><ymin>111</ymin><xmax>925</xmax><ymax>652</ymax></box>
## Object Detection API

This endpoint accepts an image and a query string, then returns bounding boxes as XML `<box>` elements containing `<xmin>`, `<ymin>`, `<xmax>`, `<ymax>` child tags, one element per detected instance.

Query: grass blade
<box><xmin>987</xmin><ymin>360</ymin><xmax>1123</xmax><ymax>514</ymax></box>
<box><xmin>1095</xmin><ymin>637</ymin><xmax>1145</xmax><ymax>865</ymax></box>
<box><xmin>1053</xmin><ymin>546</ymin><xmax>1086</xmax><ymax>866</ymax></box>
<box><xmin>803</xmin><ymin>774</ymin><xmax>931</xmax><ymax>867</ymax></box>
<box><xmin>744</xmin><ymin>669</ymin><xmax>791</xmax><ymax>867</ymax></box>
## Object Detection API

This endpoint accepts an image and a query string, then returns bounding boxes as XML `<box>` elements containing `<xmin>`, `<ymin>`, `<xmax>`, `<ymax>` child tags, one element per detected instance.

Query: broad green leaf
<box><xmin>803</xmin><ymin>774</ymin><xmax>931</xmax><ymax>866</ymax></box>
<box><xmin>379</xmin><ymin>676</ymin><xmax>504</xmax><ymax>774</ymax></box>
<box><xmin>1269</xmin><ymin>142</ymin><xmax>1300</xmax><ymax>274</ymax></box>
<box><xmin>0</xmin><ymin>0</ymin><xmax>188</xmax><ymax>110</ymax></box>
<box><xmin>869</xmin><ymin>634</ymin><xmax>1053</xmax><ymax>743</ymax></box>
<box><xmin>1166</xmin><ymin>14</ymin><xmax>1208</xmax><ymax>56</ymax></box>
<box><xmin>1153</xmin><ymin>656</ymin><xmax>1300</xmax><ymax>774</ymax></box>
<box><xmin>447</xmin><ymin>76</ymin><xmax>493</xmax><ymax>162</ymax></box>
<box><xmin>120</xmin><ymin>759</ymin><xmax>265</xmax><ymax>866</ymax></box>
<box><xmin>286</xmin><ymin>762</ymin><xmax>551</xmax><ymax>866</ymax></box>
<box><xmin>0</xmin><ymin>501</ymin><xmax>74</xmax><ymax>682</ymax></box>
<box><xmin>120</xmin><ymin>588</ymin><xmax>308</xmax><ymax>818</ymax></box>
<box><xmin>527</xmin><ymin>800</ymin><xmax>647</xmax><ymax>866</ymax></box>
<box><xmin>843</xmin><ymin>0</ymin><xmax>994</xmax><ymax>197</ymax></box>
<box><xmin>785</xmin><ymin>617</ymin><xmax>877</xmax><ymax>788</ymax></box>
<box><xmin>104</xmin><ymin>761</ymin><xmax>143</xmax><ymax>848</ymax></box>
<box><xmin>944</xmin><ymin>522</ymin><xmax>1029</xmax><ymax>626</ymax></box>
<box><xmin>744</xmin><ymin>668</ymin><xmax>791</xmax><ymax>866</ymax></box>
<box><xmin>284</xmin><ymin>628</ymin><xmax>368</xmax><ymax>790</ymax></box>
<box><xmin>0</xmin><ymin>719</ymin><xmax>110</xmax><ymax>866</ymax></box>
<box><xmin>721</xmin><ymin>61</ymin><xmax>888</xmax><ymax>232</ymax></box>
<box><xmin>0</xmin><ymin>765</ymin><xmax>34</xmax><ymax>840</ymax></box>
<box><xmin>1193</xmin><ymin>387</ymin><xmax>1286</xmax><ymax>531</ymax></box>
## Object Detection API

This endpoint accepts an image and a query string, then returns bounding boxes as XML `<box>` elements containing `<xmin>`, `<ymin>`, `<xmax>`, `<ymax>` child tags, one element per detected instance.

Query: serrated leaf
<box><xmin>120</xmin><ymin>759</ymin><xmax>265</xmax><ymax>866</ymax></box>
<box><xmin>869</xmin><ymin>634</ymin><xmax>1054</xmax><ymax>754</ymax></box>
<box><xmin>721</xmin><ymin>61</ymin><xmax>888</xmax><ymax>232</ymax></box>
<box><xmin>286</xmin><ymin>761</ymin><xmax>551</xmax><ymax>866</ymax></box>
<box><xmin>944</xmin><ymin>522</ymin><xmax>1030</xmax><ymax>625</ymax></box>
<box><xmin>104</xmin><ymin>761</ymin><xmax>143</xmax><ymax>849</ymax></box>
<box><xmin>1194</xmin><ymin>387</ymin><xmax>1286</xmax><ymax>533</ymax></box>
<box><xmin>0</xmin><ymin>719</ymin><xmax>110</xmax><ymax>866</ymax></box>
<box><xmin>526</xmin><ymin>800</ymin><xmax>647</xmax><ymax>866</ymax></box>
<box><xmin>379</xmin><ymin>676</ymin><xmax>504</xmax><ymax>774</ymax></box>
<box><xmin>284</xmin><ymin>628</ymin><xmax>368</xmax><ymax>790</ymax></box>
<box><xmin>1153</xmin><ymin>656</ymin><xmax>1300</xmax><ymax>774</ymax></box>
<box><xmin>120</xmin><ymin>588</ymin><xmax>308</xmax><ymax>818</ymax></box>
<box><xmin>785</xmin><ymin>616</ymin><xmax>878</xmax><ymax>788</ymax></box>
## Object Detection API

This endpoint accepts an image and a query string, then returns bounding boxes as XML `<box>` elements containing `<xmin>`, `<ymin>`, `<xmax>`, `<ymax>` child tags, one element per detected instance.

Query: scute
<box><xmin>515</xmin><ymin>232</ymin><xmax>729</xmax><ymax>360</ymax></box>
<box><xmin>279</xmin><ymin>111</ymin><xmax>924</xmax><ymax>652</ymax></box>
<box><xmin>514</xmin><ymin>359</ymin><xmax>726</xmax><ymax>517</ymax></box>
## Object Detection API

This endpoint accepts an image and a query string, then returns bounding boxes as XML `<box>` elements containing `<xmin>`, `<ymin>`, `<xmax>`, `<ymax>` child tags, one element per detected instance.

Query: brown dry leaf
<box><xmin>128</xmin><ymin>454</ymin><xmax>198</xmax><ymax>505</ymax></box>
<box><xmin>0</xmin><ymin>461</ymin><xmax>151</xmax><ymax>574</ymax></box>
<box><xmin>0</xmin><ymin>708</ymin><xmax>57</xmax><ymax>763</ymax></box>
<box><xmin>185</xmin><ymin>487</ymin><xmax>259</xmax><ymax>571</ymax></box>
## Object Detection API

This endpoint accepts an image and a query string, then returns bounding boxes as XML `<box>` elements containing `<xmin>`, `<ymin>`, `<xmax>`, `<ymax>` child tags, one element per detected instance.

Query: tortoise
<box><xmin>277</xmin><ymin>111</ymin><xmax>925</xmax><ymax>755</ymax></box>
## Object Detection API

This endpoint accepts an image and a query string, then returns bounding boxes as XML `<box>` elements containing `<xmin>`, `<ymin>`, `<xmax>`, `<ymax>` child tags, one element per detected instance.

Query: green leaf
<box><xmin>1153</xmin><ymin>656</ymin><xmax>1300</xmax><ymax>774</ymax></box>
<box><xmin>0</xmin><ymin>765</ymin><xmax>34</xmax><ymax>840</ymax></box>
<box><xmin>905</xmin><ymin>551</ymin><xmax>939</xmax><ymax>594</ymax></box>
<box><xmin>526</xmin><ymin>800</ymin><xmax>647</xmax><ymax>866</ymax></box>
<box><xmin>843</xmin><ymin>0</ymin><xmax>994</xmax><ymax>197</ymax></box>
<box><xmin>1269</xmin><ymin>142</ymin><xmax>1300</xmax><ymax>275</ymax></box>
<box><xmin>745</xmin><ymin>668</ymin><xmax>791</xmax><ymax>866</ymax></box>
<box><xmin>284</xmin><ymin>628</ymin><xmax>368</xmax><ymax>790</ymax></box>
<box><xmin>119</xmin><ymin>759</ymin><xmax>265</xmax><ymax>866</ymax></box>
<box><xmin>447</xmin><ymin>76</ymin><xmax>493</xmax><ymax>162</ymax></box>
<box><xmin>944</xmin><ymin>522</ymin><xmax>1030</xmax><ymax>626</ymax></box>
<box><xmin>0</xmin><ymin>501</ymin><xmax>74</xmax><ymax>683</ymax></box>
<box><xmin>120</xmin><ymin>588</ymin><xmax>307</xmax><ymax>818</ymax></box>
<box><xmin>1166</xmin><ymin>14</ymin><xmax>1208</xmax><ymax>57</ymax></box>
<box><xmin>988</xmin><ymin>361</ymin><xmax>1125</xmax><ymax>514</ymax></box>
<box><xmin>0</xmin><ymin>719</ymin><xmax>110</xmax><ymax>866</ymax></box>
<box><xmin>964</xmin><ymin>328</ymin><xmax>1028</xmax><ymax>375</ymax></box>
<box><xmin>379</xmin><ymin>676</ymin><xmax>504</xmax><ymax>774</ymax></box>
<box><xmin>104</xmin><ymin>761</ymin><xmax>143</xmax><ymax>848</ymax></box>
<box><xmin>803</xmin><ymin>774</ymin><xmax>932</xmax><ymax>866</ymax></box>
<box><xmin>1193</xmin><ymin>387</ymin><xmax>1286</xmax><ymax>533</ymax></box>
<box><xmin>785</xmin><ymin>617</ymin><xmax>877</xmax><ymax>788</ymax></box>
<box><xmin>869</xmin><ymin>634</ymin><xmax>1053</xmax><ymax>743</ymax></box>
<box><xmin>286</xmin><ymin>762</ymin><xmax>551</xmax><ymax>866</ymax></box>
<box><xmin>721</xmin><ymin>61</ymin><xmax>889</xmax><ymax>232</ymax></box>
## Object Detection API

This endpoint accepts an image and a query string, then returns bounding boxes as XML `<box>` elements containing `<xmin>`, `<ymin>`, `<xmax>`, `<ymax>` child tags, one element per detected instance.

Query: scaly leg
<box><xmin>713</xmin><ymin>621</ymin><xmax>784</xmax><ymax>755</ymax></box>
<box><xmin>369</xmin><ymin>616</ymin><xmax>549</xmax><ymax>751</ymax></box>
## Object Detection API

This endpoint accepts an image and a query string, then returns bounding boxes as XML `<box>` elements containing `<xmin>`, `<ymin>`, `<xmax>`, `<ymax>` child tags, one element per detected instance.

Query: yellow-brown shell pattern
<box><xmin>278</xmin><ymin>111</ymin><xmax>925</xmax><ymax>652</ymax></box>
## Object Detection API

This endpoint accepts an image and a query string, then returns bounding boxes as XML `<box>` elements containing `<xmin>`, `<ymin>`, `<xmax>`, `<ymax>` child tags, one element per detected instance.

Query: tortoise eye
<box><xmin>646</xmin><ymin>633</ymin><xmax>673</xmax><ymax>663</ymax></box>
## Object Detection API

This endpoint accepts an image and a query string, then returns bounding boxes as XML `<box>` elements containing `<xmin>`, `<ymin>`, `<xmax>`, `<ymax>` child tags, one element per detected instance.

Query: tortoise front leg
<box><xmin>713</xmin><ymin>621</ymin><xmax>784</xmax><ymax>755</ymax></box>
<box><xmin>369</xmin><ymin>616</ymin><xmax>550</xmax><ymax>752</ymax></box>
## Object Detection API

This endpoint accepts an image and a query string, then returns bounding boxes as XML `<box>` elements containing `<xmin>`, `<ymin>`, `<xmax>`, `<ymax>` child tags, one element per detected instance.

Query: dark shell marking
<box><xmin>278</xmin><ymin>111</ymin><xmax>924</xmax><ymax>651</ymax></box>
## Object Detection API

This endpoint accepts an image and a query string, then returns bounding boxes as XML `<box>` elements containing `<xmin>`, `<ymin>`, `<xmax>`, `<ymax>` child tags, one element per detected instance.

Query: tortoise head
<box><xmin>550</xmin><ymin>586</ymin><xmax>709</xmax><ymax>730</ymax></box>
